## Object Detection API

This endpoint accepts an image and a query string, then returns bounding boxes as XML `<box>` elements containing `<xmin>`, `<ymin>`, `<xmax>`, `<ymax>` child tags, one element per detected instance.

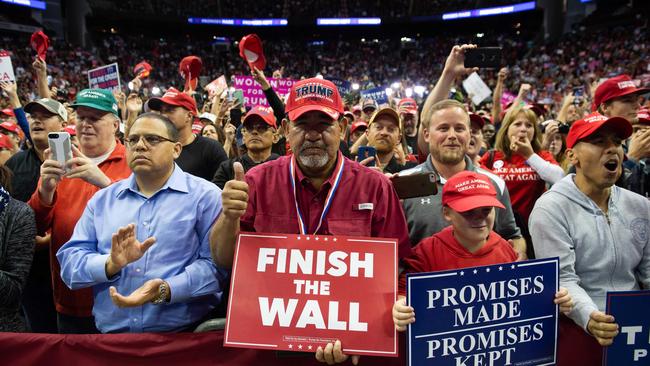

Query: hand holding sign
<box><xmin>221</xmin><ymin>162</ymin><xmax>248</xmax><ymax>220</ymax></box>
<box><xmin>315</xmin><ymin>340</ymin><xmax>360</xmax><ymax>365</ymax></box>
<box><xmin>392</xmin><ymin>296</ymin><xmax>415</xmax><ymax>331</ymax></box>
<box><xmin>554</xmin><ymin>287</ymin><xmax>573</xmax><ymax>315</ymax></box>
<box><xmin>587</xmin><ymin>311</ymin><xmax>619</xmax><ymax>346</ymax></box>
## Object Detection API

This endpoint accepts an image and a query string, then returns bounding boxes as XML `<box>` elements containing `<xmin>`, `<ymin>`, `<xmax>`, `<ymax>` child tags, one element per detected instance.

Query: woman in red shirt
<box><xmin>480</xmin><ymin>106</ymin><xmax>564</xmax><ymax>253</ymax></box>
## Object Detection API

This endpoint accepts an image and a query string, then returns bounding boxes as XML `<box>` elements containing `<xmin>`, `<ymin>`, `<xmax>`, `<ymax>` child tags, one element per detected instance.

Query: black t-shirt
<box><xmin>176</xmin><ymin>135</ymin><xmax>228</xmax><ymax>182</ymax></box>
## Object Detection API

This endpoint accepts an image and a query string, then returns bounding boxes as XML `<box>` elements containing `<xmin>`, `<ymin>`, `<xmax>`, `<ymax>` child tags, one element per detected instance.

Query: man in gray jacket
<box><xmin>400</xmin><ymin>99</ymin><xmax>525</xmax><ymax>258</ymax></box>
<box><xmin>530</xmin><ymin>113</ymin><xmax>650</xmax><ymax>363</ymax></box>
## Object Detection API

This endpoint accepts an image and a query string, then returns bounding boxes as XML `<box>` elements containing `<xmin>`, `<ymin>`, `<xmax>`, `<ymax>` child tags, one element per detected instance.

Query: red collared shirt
<box><xmin>241</xmin><ymin>154</ymin><xmax>412</xmax><ymax>259</ymax></box>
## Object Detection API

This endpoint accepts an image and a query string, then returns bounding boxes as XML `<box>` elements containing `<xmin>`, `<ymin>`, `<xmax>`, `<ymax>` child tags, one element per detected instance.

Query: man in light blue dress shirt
<box><xmin>57</xmin><ymin>112</ymin><xmax>227</xmax><ymax>333</ymax></box>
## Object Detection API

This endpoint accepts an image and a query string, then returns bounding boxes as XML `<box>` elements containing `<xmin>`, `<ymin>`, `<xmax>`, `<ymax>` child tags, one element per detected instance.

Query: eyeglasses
<box><xmin>125</xmin><ymin>134</ymin><xmax>176</xmax><ymax>148</ymax></box>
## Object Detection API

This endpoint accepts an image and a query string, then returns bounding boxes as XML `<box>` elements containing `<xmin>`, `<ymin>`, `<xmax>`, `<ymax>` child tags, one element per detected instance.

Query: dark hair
<box><xmin>201</xmin><ymin>123</ymin><xmax>226</xmax><ymax>144</ymax></box>
<box><xmin>131</xmin><ymin>112</ymin><xmax>179</xmax><ymax>142</ymax></box>
<box><xmin>0</xmin><ymin>165</ymin><xmax>13</xmax><ymax>195</ymax></box>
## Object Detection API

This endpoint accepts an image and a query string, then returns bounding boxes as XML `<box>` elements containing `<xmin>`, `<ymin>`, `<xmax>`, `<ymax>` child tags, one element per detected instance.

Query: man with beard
<box><xmin>530</xmin><ymin>114</ymin><xmax>649</xmax><ymax>364</ymax></box>
<box><xmin>398</xmin><ymin>98</ymin><xmax>419</xmax><ymax>155</ymax></box>
<box><xmin>210</xmin><ymin>78</ymin><xmax>411</xmax><ymax>365</ymax></box>
<box><xmin>29</xmin><ymin>89</ymin><xmax>132</xmax><ymax>333</ymax></box>
<box><xmin>400</xmin><ymin>99</ymin><xmax>525</xmax><ymax>258</ymax></box>
<box><xmin>365</xmin><ymin>107</ymin><xmax>416</xmax><ymax>173</ymax></box>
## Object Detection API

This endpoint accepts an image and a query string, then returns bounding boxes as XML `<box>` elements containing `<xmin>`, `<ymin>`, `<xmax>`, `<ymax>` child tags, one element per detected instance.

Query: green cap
<box><xmin>71</xmin><ymin>89</ymin><xmax>119</xmax><ymax>116</ymax></box>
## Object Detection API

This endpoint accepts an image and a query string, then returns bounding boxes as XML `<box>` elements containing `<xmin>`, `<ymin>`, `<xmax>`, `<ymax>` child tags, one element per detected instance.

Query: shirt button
<box><xmin>143</xmin><ymin>222</ymin><xmax>149</xmax><ymax>226</ymax></box>
<box><xmin>133</xmin><ymin>318</ymin><xmax>138</xmax><ymax>322</ymax></box>
<box><xmin>135</xmin><ymin>268</ymin><xmax>141</xmax><ymax>273</ymax></box>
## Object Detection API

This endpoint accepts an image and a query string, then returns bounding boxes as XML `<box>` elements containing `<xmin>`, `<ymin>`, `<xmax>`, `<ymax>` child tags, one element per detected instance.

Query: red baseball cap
<box><xmin>592</xmin><ymin>75</ymin><xmax>649</xmax><ymax>112</ymax></box>
<box><xmin>243</xmin><ymin>105</ymin><xmax>277</xmax><ymax>128</ymax></box>
<box><xmin>352</xmin><ymin>105</ymin><xmax>362</xmax><ymax>114</ymax></box>
<box><xmin>1</xmin><ymin>108</ymin><xmax>14</xmax><ymax>117</ymax></box>
<box><xmin>147</xmin><ymin>87</ymin><xmax>198</xmax><ymax>116</ymax></box>
<box><xmin>30</xmin><ymin>30</ymin><xmax>49</xmax><ymax>61</ymax></box>
<box><xmin>179</xmin><ymin>56</ymin><xmax>202</xmax><ymax>92</ymax></box>
<box><xmin>0</xmin><ymin>121</ymin><xmax>20</xmax><ymax>135</ymax></box>
<box><xmin>285</xmin><ymin>78</ymin><xmax>344</xmax><ymax>122</ymax></box>
<box><xmin>442</xmin><ymin>171</ymin><xmax>505</xmax><ymax>212</ymax></box>
<box><xmin>239</xmin><ymin>34</ymin><xmax>266</xmax><ymax>71</ymax></box>
<box><xmin>350</xmin><ymin>120</ymin><xmax>368</xmax><ymax>134</ymax></box>
<box><xmin>637</xmin><ymin>107</ymin><xmax>650</xmax><ymax>125</ymax></box>
<box><xmin>398</xmin><ymin>98</ymin><xmax>418</xmax><ymax>115</ymax></box>
<box><xmin>64</xmin><ymin>125</ymin><xmax>76</xmax><ymax>136</ymax></box>
<box><xmin>0</xmin><ymin>133</ymin><xmax>12</xmax><ymax>149</ymax></box>
<box><xmin>566</xmin><ymin>112</ymin><xmax>632</xmax><ymax>149</ymax></box>
<box><xmin>469</xmin><ymin>113</ymin><xmax>486</xmax><ymax>129</ymax></box>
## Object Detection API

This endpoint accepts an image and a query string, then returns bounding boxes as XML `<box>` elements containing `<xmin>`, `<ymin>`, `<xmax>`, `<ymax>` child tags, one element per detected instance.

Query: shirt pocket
<box><xmin>327</xmin><ymin>209</ymin><xmax>372</xmax><ymax>237</ymax></box>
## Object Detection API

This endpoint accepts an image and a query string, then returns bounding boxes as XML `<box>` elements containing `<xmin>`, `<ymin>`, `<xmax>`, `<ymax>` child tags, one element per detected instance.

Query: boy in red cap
<box><xmin>393</xmin><ymin>171</ymin><xmax>573</xmax><ymax>331</ymax></box>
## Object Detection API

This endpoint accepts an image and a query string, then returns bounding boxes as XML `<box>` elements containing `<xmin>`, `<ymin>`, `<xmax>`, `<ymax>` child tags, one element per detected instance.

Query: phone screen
<box><xmin>357</xmin><ymin>146</ymin><xmax>377</xmax><ymax>167</ymax></box>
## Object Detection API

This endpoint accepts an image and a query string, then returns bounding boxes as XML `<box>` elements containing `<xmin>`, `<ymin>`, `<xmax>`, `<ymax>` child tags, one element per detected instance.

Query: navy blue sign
<box><xmin>326</xmin><ymin>77</ymin><xmax>352</xmax><ymax>95</ymax></box>
<box><xmin>604</xmin><ymin>290</ymin><xmax>650</xmax><ymax>365</ymax></box>
<box><xmin>360</xmin><ymin>87</ymin><xmax>388</xmax><ymax>105</ymax></box>
<box><xmin>406</xmin><ymin>258</ymin><xmax>559</xmax><ymax>366</ymax></box>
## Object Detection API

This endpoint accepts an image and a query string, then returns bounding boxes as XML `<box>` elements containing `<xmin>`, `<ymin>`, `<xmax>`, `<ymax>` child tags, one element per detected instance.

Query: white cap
<box><xmin>199</xmin><ymin>112</ymin><xmax>217</xmax><ymax>124</ymax></box>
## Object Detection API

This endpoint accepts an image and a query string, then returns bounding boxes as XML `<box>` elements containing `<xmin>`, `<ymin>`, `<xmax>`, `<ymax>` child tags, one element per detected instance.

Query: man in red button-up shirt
<box><xmin>210</xmin><ymin>77</ymin><xmax>411</xmax><ymax>365</ymax></box>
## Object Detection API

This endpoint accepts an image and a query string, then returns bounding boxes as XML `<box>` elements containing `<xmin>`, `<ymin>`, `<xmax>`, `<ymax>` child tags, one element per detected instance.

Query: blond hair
<box><xmin>494</xmin><ymin>106</ymin><xmax>542</xmax><ymax>160</ymax></box>
<box><xmin>421</xmin><ymin>99</ymin><xmax>468</xmax><ymax>129</ymax></box>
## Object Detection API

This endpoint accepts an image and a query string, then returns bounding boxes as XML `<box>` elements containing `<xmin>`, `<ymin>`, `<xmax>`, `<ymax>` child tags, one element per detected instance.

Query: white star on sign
<box><xmin>288</xmin><ymin>344</ymin><xmax>293</xmax><ymax>349</ymax></box>
<box><xmin>511</xmin><ymin>264</ymin><xmax>516</xmax><ymax>269</ymax></box>
<box><xmin>324</xmin><ymin>237</ymin><xmax>329</xmax><ymax>241</ymax></box>
<box><xmin>306</xmin><ymin>237</ymin><xmax>310</xmax><ymax>240</ymax></box>
<box><xmin>460</xmin><ymin>271</ymin><xmax>464</xmax><ymax>276</ymax></box>
<box><xmin>297</xmin><ymin>236</ymin><xmax>301</xmax><ymax>240</ymax></box>
<box><xmin>473</xmin><ymin>269</ymin><xmax>478</xmax><ymax>274</ymax></box>
<box><xmin>486</xmin><ymin>268</ymin><xmax>491</xmax><ymax>273</ymax></box>
<box><xmin>498</xmin><ymin>266</ymin><xmax>503</xmax><ymax>271</ymax></box>
<box><xmin>298</xmin><ymin>344</ymin><xmax>303</xmax><ymax>349</ymax></box>
<box><xmin>315</xmin><ymin>237</ymin><xmax>319</xmax><ymax>241</ymax></box>
<box><xmin>333</xmin><ymin>238</ymin><xmax>337</xmax><ymax>242</ymax></box>
<box><xmin>308</xmin><ymin>345</ymin><xmax>313</xmax><ymax>350</ymax></box>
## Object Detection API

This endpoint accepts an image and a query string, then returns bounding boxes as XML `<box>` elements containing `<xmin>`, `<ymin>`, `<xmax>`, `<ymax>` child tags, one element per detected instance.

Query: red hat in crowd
<box><xmin>147</xmin><ymin>87</ymin><xmax>198</xmax><ymax>116</ymax></box>
<box><xmin>398</xmin><ymin>98</ymin><xmax>418</xmax><ymax>115</ymax></box>
<box><xmin>0</xmin><ymin>133</ymin><xmax>12</xmax><ymax>149</ymax></box>
<box><xmin>285</xmin><ymin>78</ymin><xmax>344</xmax><ymax>121</ymax></box>
<box><xmin>442</xmin><ymin>171</ymin><xmax>505</xmax><ymax>212</ymax></box>
<box><xmin>350</xmin><ymin>120</ymin><xmax>368</xmax><ymax>134</ymax></box>
<box><xmin>64</xmin><ymin>125</ymin><xmax>76</xmax><ymax>136</ymax></box>
<box><xmin>192</xmin><ymin>122</ymin><xmax>204</xmax><ymax>135</ymax></box>
<box><xmin>469</xmin><ymin>113</ymin><xmax>486</xmax><ymax>129</ymax></box>
<box><xmin>0</xmin><ymin>121</ymin><xmax>20</xmax><ymax>135</ymax></box>
<box><xmin>30</xmin><ymin>30</ymin><xmax>49</xmax><ymax>61</ymax></box>
<box><xmin>179</xmin><ymin>56</ymin><xmax>202</xmax><ymax>91</ymax></box>
<box><xmin>134</xmin><ymin>61</ymin><xmax>153</xmax><ymax>79</ymax></box>
<box><xmin>243</xmin><ymin>105</ymin><xmax>277</xmax><ymax>128</ymax></box>
<box><xmin>637</xmin><ymin>107</ymin><xmax>650</xmax><ymax>125</ymax></box>
<box><xmin>566</xmin><ymin>112</ymin><xmax>632</xmax><ymax>149</ymax></box>
<box><xmin>592</xmin><ymin>75</ymin><xmax>649</xmax><ymax>112</ymax></box>
<box><xmin>1</xmin><ymin>108</ymin><xmax>14</xmax><ymax>117</ymax></box>
<box><xmin>239</xmin><ymin>34</ymin><xmax>266</xmax><ymax>71</ymax></box>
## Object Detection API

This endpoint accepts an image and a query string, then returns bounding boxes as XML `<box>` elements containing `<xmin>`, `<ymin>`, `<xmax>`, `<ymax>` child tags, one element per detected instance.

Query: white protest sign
<box><xmin>462</xmin><ymin>72</ymin><xmax>492</xmax><ymax>106</ymax></box>
<box><xmin>0</xmin><ymin>52</ymin><xmax>16</xmax><ymax>83</ymax></box>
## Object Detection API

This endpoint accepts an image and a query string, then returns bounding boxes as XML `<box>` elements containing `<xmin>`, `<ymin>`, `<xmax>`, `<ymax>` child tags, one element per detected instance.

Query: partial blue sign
<box><xmin>187</xmin><ymin>18</ymin><xmax>288</xmax><ymax>26</ymax></box>
<box><xmin>604</xmin><ymin>290</ymin><xmax>650</xmax><ymax>365</ymax></box>
<box><xmin>441</xmin><ymin>1</ymin><xmax>536</xmax><ymax>21</ymax></box>
<box><xmin>406</xmin><ymin>258</ymin><xmax>559</xmax><ymax>366</ymax></box>
<box><xmin>326</xmin><ymin>77</ymin><xmax>352</xmax><ymax>95</ymax></box>
<box><xmin>317</xmin><ymin>18</ymin><xmax>381</xmax><ymax>26</ymax></box>
<box><xmin>1</xmin><ymin>0</ymin><xmax>46</xmax><ymax>10</ymax></box>
<box><xmin>360</xmin><ymin>87</ymin><xmax>388</xmax><ymax>105</ymax></box>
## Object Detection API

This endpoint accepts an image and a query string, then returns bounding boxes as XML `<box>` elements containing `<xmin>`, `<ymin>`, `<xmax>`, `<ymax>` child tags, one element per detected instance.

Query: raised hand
<box><xmin>252</xmin><ymin>66</ymin><xmax>271</xmax><ymax>90</ymax></box>
<box><xmin>105</xmin><ymin>223</ymin><xmax>156</xmax><ymax>277</ymax></box>
<box><xmin>38</xmin><ymin>148</ymin><xmax>66</xmax><ymax>205</ymax></box>
<box><xmin>221</xmin><ymin>162</ymin><xmax>249</xmax><ymax>220</ymax></box>
<box><xmin>443</xmin><ymin>44</ymin><xmax>478</xmax><ymax>78</ymax></box>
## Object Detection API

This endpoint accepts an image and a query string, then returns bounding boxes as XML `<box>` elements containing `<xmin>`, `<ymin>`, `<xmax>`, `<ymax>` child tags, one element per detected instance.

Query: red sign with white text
<box><xmin>224</xmin><ymin>232</ymin><xmax>398</xmax><ymax>357</ymax></box>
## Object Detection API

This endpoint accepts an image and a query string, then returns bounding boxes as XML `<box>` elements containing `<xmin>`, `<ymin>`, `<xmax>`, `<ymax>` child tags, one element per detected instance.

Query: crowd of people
<box><xmin>87</xmin><ymin>0</ymin><xmax>516</xmax><ymax>19</ymax></box>
<box><xmin>0</xmin><ymin>9</ymin><xmax>649</xmax><ymax>366</ymax></box>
